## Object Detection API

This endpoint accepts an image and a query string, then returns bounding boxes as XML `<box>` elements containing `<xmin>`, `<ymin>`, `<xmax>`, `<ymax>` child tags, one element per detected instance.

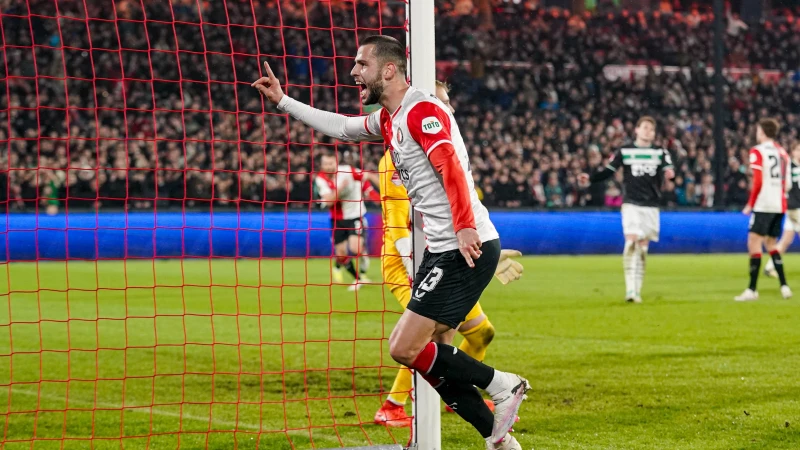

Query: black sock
<box><xmin>335</xmin><ymin>260</ymin><xmax>342</xmax><ymax>269</ymax></box>
<box><xmin>344</xmin><ymin>260</ymin><xmax>359</xmax><ymax>280</ymax></box>
<box><xmin>425</xmin><ymin>343</ymin><xmax>494</xmax><ymax>390</ymax></box>
<box><xmin>434</xmin><ymin>380</ymin><xmax>493</xmax><ymax>438</ymax></box>
<box><xmin>771</xmin><ymin>251</ymin><xmax>788</xmax><ymax>286</ymax></box>
<box><xmin>749</xmin><ymin>254</ymin><xmax>761</xmax><ymax>291</ymax></box>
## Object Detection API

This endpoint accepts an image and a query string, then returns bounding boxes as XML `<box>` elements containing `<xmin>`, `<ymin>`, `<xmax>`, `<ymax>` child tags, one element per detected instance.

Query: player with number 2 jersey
<box><xmin>735</xmin><ymin>118</ymin><xmax>792</xmax><ymax>302</ymax></box>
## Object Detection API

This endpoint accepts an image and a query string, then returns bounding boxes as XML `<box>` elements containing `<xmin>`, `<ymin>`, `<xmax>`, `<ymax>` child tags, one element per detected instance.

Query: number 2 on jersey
<box><xmin>768</xmin><ymin>155</ymin><xmax>781</xmax><ymax>179</ymax></box>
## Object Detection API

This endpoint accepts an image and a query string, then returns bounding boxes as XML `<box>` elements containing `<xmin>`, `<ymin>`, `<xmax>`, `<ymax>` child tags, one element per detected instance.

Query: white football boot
<box><xmin>486</xmin><ymin>433</ymin><xmax>522</xmax><ymax>450</ymax></box>
<box><xmin>490</xmin><ymin>373</ymin><xmax>530</xmax><ymax>444</ymax></box>
<box><xmin>734</xmin><ymin>289</ymin><xmax>759</xmax><ymax>302</ymax></box>
<box><xmin>781</xmin><ymin>285</ymin><xmax>793</xmax><ymax>299</ymax></box>
<box><xmin>347</xmin><ymin>275</ymin><xmax>372</xmax><ymax>292</ymax></box>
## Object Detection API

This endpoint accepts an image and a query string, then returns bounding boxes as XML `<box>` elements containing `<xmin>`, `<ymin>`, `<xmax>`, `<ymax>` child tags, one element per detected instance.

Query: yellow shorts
<box><xmin>381</xmin><ymin>241</ymin><xmax>485</xmax><ymax>323</ymax></box>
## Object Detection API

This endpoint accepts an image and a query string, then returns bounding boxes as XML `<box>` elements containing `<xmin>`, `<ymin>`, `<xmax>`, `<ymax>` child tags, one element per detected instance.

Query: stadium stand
<box><xmin>3</xmin><ymin>0</ymin><xmax>799</xmax><ymax>213</ymax></box>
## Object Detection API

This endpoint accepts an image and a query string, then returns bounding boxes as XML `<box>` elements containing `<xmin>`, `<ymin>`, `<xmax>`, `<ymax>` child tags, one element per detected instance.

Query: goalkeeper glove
<box><xmin>393</xmin><ymin>236</ymin><xmax>414</xmax><ymax>281</ymax></box>
<box><xmin>495</xmin><ymin>249</ymin><xmax>523</xmax><ymax>285</ymax></box>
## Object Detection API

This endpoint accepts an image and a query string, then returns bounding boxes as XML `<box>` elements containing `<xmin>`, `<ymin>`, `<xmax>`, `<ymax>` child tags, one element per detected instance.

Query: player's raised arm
<box><xmin>252</xmin><ymin>61</ymin><xmax>381</xmax><ymax>142</ymax></box>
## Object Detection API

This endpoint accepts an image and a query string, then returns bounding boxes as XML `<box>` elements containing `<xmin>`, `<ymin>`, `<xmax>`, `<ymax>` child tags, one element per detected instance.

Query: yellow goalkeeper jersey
<box><xmin>378</xmin><ymin>150</ymin><xmax>411</xmax><ymax>256</ymax></box>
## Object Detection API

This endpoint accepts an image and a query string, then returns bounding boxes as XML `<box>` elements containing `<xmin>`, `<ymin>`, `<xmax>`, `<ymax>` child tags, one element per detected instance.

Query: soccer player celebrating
<box><xmin>314</xmin><ymin>153</ymin><xmax>374</xmax><ymax>291</ymax></box>
<box><xmin>253</xmin><ymin>36</ymin><xmax>528</xmax><ymax>449</ymax></box>
<box><xmin>764</xmin><ymin>142</ymin><xmax>800</xmax><ymax>279</ymax></box>
<box><xmin>579</xmin><ymin>117</ymin><xmax>675</xmax><ymax>303</ymax></box>
<box><xmin>374</xmin><ymin>80</ymin><xmax>524</xmax><ymax>428</ymax></box>
<box><xmin>735</xmin><ymin>119</ymin><xmax>792</xmax><ymax>301</ymax></box>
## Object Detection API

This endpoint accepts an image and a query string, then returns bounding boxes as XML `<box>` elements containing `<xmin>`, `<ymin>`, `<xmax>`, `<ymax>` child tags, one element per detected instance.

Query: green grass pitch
<box><xmin>2</xmin><ymin>254</ymin><xmax>800</xmax><ymax>449</ymax></box>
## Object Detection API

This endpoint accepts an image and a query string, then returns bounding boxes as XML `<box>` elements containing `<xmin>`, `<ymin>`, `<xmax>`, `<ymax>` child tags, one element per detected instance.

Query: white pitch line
<box><xmin>10</xmin><ymin>387</ymin><xmax>262</xmax><ymax>430</ymax></box>
<box><xmin>8</xmin><ymin>388</ymin><xmax>375</xmax><ymax>444</ymax></box>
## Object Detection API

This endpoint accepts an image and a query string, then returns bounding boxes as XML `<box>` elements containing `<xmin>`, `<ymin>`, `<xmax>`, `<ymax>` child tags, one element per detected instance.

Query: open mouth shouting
<box><xmin>355</xmin><ymin>79</ymin><xmax>368</xmax><ymax>103</ymax></box>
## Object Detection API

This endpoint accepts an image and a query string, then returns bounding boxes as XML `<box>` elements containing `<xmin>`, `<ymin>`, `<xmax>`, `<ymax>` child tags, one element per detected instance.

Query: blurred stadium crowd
<box><xmin>2</xmin><ymin>0</ymin><xmax>800</xmax><ymax>212</ymax></box>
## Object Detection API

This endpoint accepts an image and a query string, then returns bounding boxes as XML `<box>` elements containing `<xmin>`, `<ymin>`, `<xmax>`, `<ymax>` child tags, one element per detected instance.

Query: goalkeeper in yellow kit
<box><xmin>373</xmin><ymin>81</ymin><xmax>524</xmax><ymax>427</ymax></box>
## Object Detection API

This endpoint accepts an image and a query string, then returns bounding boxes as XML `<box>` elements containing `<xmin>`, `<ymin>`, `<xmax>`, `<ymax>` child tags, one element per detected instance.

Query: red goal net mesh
<box><xmin>0</xmin><ymin>0</ymin><xmax>409</xmax><ymax>448</ymax></box>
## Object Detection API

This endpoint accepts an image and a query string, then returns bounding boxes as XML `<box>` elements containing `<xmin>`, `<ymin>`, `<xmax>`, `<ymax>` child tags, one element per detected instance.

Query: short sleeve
<box><xmin>406</xmin><ymin>101</ymin><xmax>453</xmax><ymax>157</ymax></box>
<box><xmin>749</xmin><ymin>148</ymin><xmax>763</xmax><ymax>171</ymax></box>
<box><xmin>315</xmin><ymin>176</ymin><xmax>332</xmax><ymax>196</ymax></box>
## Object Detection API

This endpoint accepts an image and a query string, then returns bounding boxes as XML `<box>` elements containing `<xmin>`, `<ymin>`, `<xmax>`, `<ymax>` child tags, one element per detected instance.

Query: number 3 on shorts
<box><xmin>416</xmin><ymin>267</ymin><xmax>444</xmax><ymax>298</ymax></box>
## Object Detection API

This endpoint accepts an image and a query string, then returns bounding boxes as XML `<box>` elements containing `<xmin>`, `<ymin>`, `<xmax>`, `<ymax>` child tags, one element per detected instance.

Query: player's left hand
<box><xmin>495</xmin><ymin>249</ymin><xmax>523</xmax><ymax>285</ymax></box>
<box><xmin>742</xmin><ymin>205</ymin><xmax>752</xmax><ymax>215</ymax></box>
<box><xmin>456</xmin><ymin>228</ymin><xmax>482</xmax><ymax>268</ymax></box>
<box><xmin>252</xmin><ymin>61</ymin><xmax>285</xmax><ymax>105</ymax></box>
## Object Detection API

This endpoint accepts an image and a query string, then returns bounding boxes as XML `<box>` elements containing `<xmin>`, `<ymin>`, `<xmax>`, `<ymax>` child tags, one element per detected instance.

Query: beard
<box><xmin>363</xmin><ymin>79</ymin><xmax>384</xmax><ymax>105</ymax></box>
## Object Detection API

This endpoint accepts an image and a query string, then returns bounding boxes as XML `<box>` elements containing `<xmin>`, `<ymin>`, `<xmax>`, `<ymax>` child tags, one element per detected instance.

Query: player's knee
<box><xmin>388</xmin><ymin>339</ymin><xmax>417</xmax><ymax>366</ymax></box>
<box><xmin>623</xmin><ymin>240</ymin><xmax>636</xmax><ymax>255</ymax></box>
<box><xmin>480</xmin><ymin>320</ymin><xmax>496</xmax><ymax>347</ymax></box>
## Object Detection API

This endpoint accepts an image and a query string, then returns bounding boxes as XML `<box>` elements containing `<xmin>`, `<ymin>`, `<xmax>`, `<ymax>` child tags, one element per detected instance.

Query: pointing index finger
<box><xmin>263</xmin><ymin>61</ymin><xmax>276</xmax><ymax>79</ymax></box>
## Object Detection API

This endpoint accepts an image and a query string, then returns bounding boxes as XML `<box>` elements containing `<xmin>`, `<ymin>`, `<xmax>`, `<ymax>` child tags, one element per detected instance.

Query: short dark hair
<box><xmin>758</xmin><ymin>118</ymin><xmax>780</xmax><ymax>139</ymax></box>
<box><xmin>636</xmin><ymin>116</ymin><xmax>656</xmax><ymax>128</ymax></box>
<box><xmin>361</xmin><ymin>35</ymin><xmax>406</xmax><ymax>76</ymax></box>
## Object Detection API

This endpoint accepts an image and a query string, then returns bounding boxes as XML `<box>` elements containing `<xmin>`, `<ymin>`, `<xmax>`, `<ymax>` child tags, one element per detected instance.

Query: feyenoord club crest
<box><xmin>396</xmin><ymin>128</ymin><xmax>404</xmax><ymax>144</ymax></box>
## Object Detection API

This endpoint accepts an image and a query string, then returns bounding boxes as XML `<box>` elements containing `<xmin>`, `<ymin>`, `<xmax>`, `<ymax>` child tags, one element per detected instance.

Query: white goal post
<box><xmin>407</xmin><ymin>2</ymin><xmax>442</xmax><ymax>450</ymax></box>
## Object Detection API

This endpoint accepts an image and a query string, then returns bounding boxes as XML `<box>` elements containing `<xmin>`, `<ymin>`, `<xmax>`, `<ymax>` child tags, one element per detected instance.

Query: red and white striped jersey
<box><xmin>749</xmin><ymin>141</ymin><xmax>791</xmax><ymax>213</ymax></box>
<box><xmin>314</xmin><ymin>165</ymin><xmax>367</xmax><ymax>220</ymax></box>
<box><xmin>365</xmin><ymin>87</ymin><xmax>498</xmax><ymax>253</ymax></box>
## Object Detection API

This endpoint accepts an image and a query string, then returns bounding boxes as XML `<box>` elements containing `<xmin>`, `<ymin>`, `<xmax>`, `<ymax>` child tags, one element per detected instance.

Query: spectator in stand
<box><xmin>2</xmin><ymin>1</ymin><xmax>799</xmax><ymax>213</ymax></box>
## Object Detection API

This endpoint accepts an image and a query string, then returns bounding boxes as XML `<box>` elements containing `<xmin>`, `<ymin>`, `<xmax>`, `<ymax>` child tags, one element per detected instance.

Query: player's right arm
<box><xmin>744</xmin><ymin>147</ymin><xmax>763</xmax><ymax>215</ymax></box>
<box><xmin>405</xmin><ymin>101</ymin><xmax>483</xmax><ymax>267</ymax></box>
<box><xmin>252</xmin><ymin>61</ymin><xmax>381</xmax><ymax>142</ymax></box>
<box><xmin>314</xmin><ymin>176</ymin><xmax>335</xmax><ymax>208</ymax></box>
<box><xmin>586</xmin><ymin>148</ymin><xmax>623</xmax><ymax>184</ymax></box>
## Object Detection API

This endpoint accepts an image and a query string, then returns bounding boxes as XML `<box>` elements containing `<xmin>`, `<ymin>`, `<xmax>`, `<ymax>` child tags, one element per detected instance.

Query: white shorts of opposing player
<box><xmin>787</xmin><ymin>209</ymin><xmax>800</xmax><ymax>233</ymax></box>
<box><xmin>621</xmin><ymin>203</ymin><xmax>660</xmax><ymax>303</ymax></box>
<box><xmin>621</xmin><ymin>203</ymin><xmax>660</xmax><ymax>242</ymax></box>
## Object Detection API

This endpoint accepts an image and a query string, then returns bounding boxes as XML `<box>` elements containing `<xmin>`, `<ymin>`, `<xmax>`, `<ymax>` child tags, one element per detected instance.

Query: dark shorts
<box><xmin>749</xmin><ymin>212</ymin><xmax>784</xmax><ymax>238</ymax></box>
<box><xmin>407</xmin><ymin>238</ymin><xmax>500</xmax><ymax>329</ymax></box>
<box><xmin>331</xmin><ymin>217</ymin><xmax>366</xmax><ymax>245</ymax></box>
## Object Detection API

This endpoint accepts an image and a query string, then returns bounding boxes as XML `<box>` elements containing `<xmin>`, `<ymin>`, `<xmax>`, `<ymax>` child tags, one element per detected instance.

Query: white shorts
<box><xmin>621</xmin><ymin>203</ymin><xmax>660</xmax><ymax>242</ymax></box>
<box><xmin>787</xmin><ymin>209</ymin><xmax>800</xmax><ymax>233</ymax></box>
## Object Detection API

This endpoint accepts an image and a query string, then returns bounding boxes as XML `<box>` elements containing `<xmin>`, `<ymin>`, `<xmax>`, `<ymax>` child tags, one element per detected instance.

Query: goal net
<box><xmin>0</xmin><ymin>0</ymin><xmax>429</xmax><ymax>448</ymax></box>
